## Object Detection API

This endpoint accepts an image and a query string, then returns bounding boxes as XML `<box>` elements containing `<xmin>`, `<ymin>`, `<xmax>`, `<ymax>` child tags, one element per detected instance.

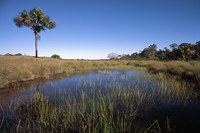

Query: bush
<box><xmin>51</xmin><ymin>54</ymin><xmax>61</xmax><ymax>59</ymax></box>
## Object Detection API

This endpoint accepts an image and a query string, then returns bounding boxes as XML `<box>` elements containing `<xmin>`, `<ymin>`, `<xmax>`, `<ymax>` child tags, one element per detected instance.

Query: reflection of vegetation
<box><xmin>0</xmin><ymin>71</ymin><xmax>195</xmax><ymax>132</ymax></box>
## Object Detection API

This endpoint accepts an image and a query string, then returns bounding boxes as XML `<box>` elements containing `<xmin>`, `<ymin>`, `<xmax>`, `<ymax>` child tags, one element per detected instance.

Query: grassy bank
<box><xmin>131</xmin><ymin>60</ymin><xmax>200</xmax><ymax>86</ymax></box>
<box><xmin>0</xmin><ymin>56</ymin><xmax>132</xmax><ymax>88</ymax></box>
<box><xmin>0</xmin><ymin>56</ymin><xmax>200</xmax><ymax>88</ymax></box>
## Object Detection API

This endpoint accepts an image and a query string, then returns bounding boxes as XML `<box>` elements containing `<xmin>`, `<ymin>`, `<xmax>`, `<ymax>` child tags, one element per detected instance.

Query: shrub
<box><xmin>51</xmin><ymin>54</ymin><xmax>61</xmax><ymax>59</ymax></box>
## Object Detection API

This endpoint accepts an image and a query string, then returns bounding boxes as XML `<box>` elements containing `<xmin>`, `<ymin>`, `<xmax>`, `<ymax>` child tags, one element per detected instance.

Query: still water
<box><xmin>0</xmin><ymin>69</ymin><xmax>200</xmax><ymax>132</ymax></box>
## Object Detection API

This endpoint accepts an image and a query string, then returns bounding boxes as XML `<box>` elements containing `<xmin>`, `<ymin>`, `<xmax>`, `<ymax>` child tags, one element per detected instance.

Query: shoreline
<box><xmin>0</xmin><ymin>56</ymin><xmax>200</xmax><ymax>89</ymax></box>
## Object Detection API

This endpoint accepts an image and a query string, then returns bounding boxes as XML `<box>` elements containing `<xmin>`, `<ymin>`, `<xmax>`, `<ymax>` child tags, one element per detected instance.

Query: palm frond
<box><xmin>14</xmin><ymin>17</ymin><xmax>24</xmax><ymax>27</ymax></box>
<box><xmin>14</xmin><ymin>9</ymin><xmax>32</xmax><ymax>27</ymax></box>
<box><xmin>45</xmin><ymin>21</ymin><xmax>56</xmax><ymax>29</ymax></box>
<box><xmin>14</xmin><ymin>8</ymin><xmax>56</xmax><ymax>31</ymax></box>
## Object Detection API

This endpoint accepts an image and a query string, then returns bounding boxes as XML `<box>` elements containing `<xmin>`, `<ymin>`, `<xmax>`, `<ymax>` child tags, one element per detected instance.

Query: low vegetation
<box><xmin>1</xmin><ymin>69</ymin><xmax>194</xmax><ymax>133</ymax></box>
<box><xmin>0</xmin><ymin>56</ymin><xmax>131</xmax><ymax>88</ymax></box>
<box><xmin>51</xmin><ymin>54</ymin><xmax>61</xmax><ymax>59</ymax></box>
<box><xmin>0</xmin><ymin>56</ymin><xmax>200</xmax><ymax>88</ymax></box>
<box><xmin>0</xmin><ymin>56</ymin><xmax>199</xmax><ymax>132</ymax></box>
<box><xmin>130</xmin><ymin>60</ymin><xmax>200</xmax><ymax>86</ymax></box>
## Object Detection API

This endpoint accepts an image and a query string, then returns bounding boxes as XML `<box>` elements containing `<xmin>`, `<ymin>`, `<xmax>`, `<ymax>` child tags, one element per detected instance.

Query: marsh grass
<box><xmin>1</xmin><ymin>56</ymin><xmax>199</xmax><ymax>88</ymax></box>
<box><xmin>130</xmin><ymin>60</ymin><xmax>200</xmax><ymax>87</ymax></box>
<box><xmin>0</xmin><ymin>56</ymin><xmax>199</xmax><ymax>132</ymax></box>
<box><xmin>0</xmin><ymin>69</ymin><xmax>195</xmax><ymax>133</ymax></box>
<box><xmin>0</xmin><ymin>56</ymin><xmax>135</xmax><ymax>88</ymax></box>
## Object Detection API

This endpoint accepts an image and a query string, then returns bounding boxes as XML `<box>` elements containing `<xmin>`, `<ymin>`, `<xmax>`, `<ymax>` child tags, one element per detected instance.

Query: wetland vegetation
<box><xmin>0</xmin><ymin>56</ymin><xmax>200</xmax><ymax>133</ymax></box>
<box><xmin>0</xmin><ymin>56</ymin><xmax>199</xmax><ymax>88</ymax></box>
<box><xmin>1</xmin><ymin>1</ymin><xmax>200</xmax><ymax>132</ymax></box>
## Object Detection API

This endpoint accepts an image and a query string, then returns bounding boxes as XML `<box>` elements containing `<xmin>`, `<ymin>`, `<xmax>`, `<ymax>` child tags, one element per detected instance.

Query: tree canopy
<box><xmin>14</xmin><ymin>8</ymin><xmax>56</xmax><ymax>32</ymax></box>
<box><xmin>14</xmin><ymin>8</ymin><xmax>56</xmax><ymax>58</ymax></box>
<box><xmin>108</xmin><ymin>53</ymin><xmax>119</xmax><ymax>60</ymax></box>
<box><xmin>119</xmin><ymin>41</ymin><xmax>200</xmax><ymax>61</ymax></box>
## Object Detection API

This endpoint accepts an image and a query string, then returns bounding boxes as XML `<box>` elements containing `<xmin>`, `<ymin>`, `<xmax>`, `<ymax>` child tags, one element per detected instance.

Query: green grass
<box><xmin>129</xmin><ymin>60</ymin><xmax>200</xmax><ymax>86</ymax></box>
<box><xmin>0</xmin><ymin>70</ymin><xmax>194</xmax><ymax>133</ymax></box>
<box><xmin>0</xmin><ymin>56</ymin><xmax>199</xmax><ymax>132</ymax></box>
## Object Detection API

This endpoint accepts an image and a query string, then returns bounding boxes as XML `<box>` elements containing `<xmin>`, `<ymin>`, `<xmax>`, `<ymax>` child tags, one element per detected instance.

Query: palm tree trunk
<box><xmin>35</xmin><ymin>32</ymin><xmax>38</xmax><ymax>58</ymax></box>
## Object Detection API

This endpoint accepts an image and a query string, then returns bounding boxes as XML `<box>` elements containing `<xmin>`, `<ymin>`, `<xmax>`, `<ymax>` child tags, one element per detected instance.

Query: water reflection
<box><xmin>0</xmin><ymin>69</ymin><xmax>200</xmax><ymax>132</ymax></box>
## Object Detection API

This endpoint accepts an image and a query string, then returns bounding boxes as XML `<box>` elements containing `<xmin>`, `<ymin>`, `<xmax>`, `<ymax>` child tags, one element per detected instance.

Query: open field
<box><xmin>0</xmin><ymin>56</ymin><xmax>200</xmax><ymax>88</ymax></box>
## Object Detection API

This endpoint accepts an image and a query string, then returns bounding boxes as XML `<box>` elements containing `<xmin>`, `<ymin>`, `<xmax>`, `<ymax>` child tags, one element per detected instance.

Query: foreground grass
<box><xmin>1</xmin><ymin>70</ymin><xmax>193</xmax><ymax>133</ymax></box>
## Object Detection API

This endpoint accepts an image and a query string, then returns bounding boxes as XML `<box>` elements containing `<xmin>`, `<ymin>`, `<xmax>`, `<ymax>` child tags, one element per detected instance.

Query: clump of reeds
<box><xmin>0</xmin><ymin>69</ymin><xmax>194</xmax><ymax>132</ymax></box>
<box><xmin>130</xmin><ymin>60</ymin><xmax>200</xmax><ymax>87</ymax></box>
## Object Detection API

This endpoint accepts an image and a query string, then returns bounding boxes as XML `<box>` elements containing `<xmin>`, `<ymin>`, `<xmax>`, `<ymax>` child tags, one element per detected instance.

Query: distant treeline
<box><xmin>120</xmin><ymin>41</ymin><xmax>200</xmax><ymax>61</ymax></box>
<box><xmin>1</xmin><ymin>53</ymin><xmax>23</xmax><ymax>56</ymax></box>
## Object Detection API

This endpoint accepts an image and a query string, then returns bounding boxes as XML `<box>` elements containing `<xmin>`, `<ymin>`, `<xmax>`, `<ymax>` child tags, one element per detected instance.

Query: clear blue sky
<box><xmin>0</xmin><ymin>0</ymin><xmax>200</xmax><ymax>59</ymax></box>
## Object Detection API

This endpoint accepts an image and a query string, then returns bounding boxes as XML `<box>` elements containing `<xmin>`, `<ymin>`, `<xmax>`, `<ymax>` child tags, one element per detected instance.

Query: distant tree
<box><xmin>14</xmin><ymin>8</ymin><xmax>56</xmax><ymax>58</ymax></box>
<box><xmin>51</xmin><ymin>54</ymin><xmax>61</xmax><ymax>59</ymax></box>
<box><xmin>107</xmin><ymin>53</ymin><xmax>119</xmax><ymax>60</ymax></box>
<box><xmin>119</xmin><ymin>54</ymin><xmax>128</xmax><ymax>60</ymax></box>
<box><xmin>131</xmin><ymin>52</ymin><xmax>138</xmax><ymax>58</ymax></box>
<box><xmin>15</xmin><ymin>53</ymin><xmax>23</xmax><ymax>56</ymax></box>
<box><xmin>118</xmin><ymin>41</ymin><xmax>200</xmax><ymax>61</ymax></box>
<box><xmin>169</xmin><ymin>43</ymin><xmax>178</xmax><ymax>51</ymax></box>
<box><xmin>130</xmin><ymin>52</ymin><xmax>142</xmax><ymax>60</ymax></box>
<box><xmin>150</xmin><ymin>44</ymin><xmax>157</xmax><ymax>50</ymax></box>
<box><xmin>5</xmin><ymin>53</ymin><xmax>12</xmax><ymax>56</ymax></box>
<box><xmin>178</xmin><ymin>43</ymin><xmax>195</xmax><ymax>60</ymax></box>
<box><xmin>156</xmin><ymin>47</ymin><xmax>171</xmax><ymax>61</ymax></box>
<box><xmin>141</xmin><ymin>48</ymin><xmax>150</xmax><ymax>59</ymax></box>
<box><xmin>195</xmin><ymin>41</ymin><xmax>200</xmax><ymax>46</ymax></box>
<box><xmin>194</xmin><ymin>41</ymin><xmax>200</xmax><ymax>59</ymax></box>
<box><xmin>118</xmin><ymin>55</ymin><xmax>122</xmax><ymax>59</ymax></box>
<box><xmin>141</xmin><ymin>44</ymin><xmax>157</xmax><ymax>59</ymax></box>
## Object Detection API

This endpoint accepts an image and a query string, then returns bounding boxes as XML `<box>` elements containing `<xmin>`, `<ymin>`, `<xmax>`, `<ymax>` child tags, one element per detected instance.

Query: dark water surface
<box><xmin>0</xmin><ymin>69</ymin><xmax>200</xmax><ymax>132</ymax></box>
<box><xmin>0</xmin><ymin>70</ymin><xmax>158</xmax><ymax>106</ymax></box>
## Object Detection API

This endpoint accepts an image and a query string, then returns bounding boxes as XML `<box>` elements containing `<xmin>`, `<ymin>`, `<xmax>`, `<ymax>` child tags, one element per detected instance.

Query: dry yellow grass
<box><xmin>0</xmin><ymin>56</ymin><xmax>132</xmax><ymax>88</ymax></box>
<box><xmin>1</xmin><ymin>56</ymin><xmax>199</xmax><ymax>88</ymax></box>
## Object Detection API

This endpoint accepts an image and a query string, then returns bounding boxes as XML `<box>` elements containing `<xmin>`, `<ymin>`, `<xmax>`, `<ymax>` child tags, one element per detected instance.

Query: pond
<box><xmin>0</xmin><ymin>69</ymin><xmax>200</xmax><ymax>132</ymax></box>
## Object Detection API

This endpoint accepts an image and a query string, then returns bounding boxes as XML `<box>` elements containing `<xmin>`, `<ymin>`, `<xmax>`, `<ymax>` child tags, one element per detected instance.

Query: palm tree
<box><xmin>14</xmin><ymin>8</ymin><xmax>56</xmax><ymax>58</ymax></box>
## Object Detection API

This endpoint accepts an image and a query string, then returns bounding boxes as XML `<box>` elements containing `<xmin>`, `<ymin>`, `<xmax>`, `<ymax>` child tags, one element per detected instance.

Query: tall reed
<box><xmin>0</xmin><ymin>70</ymin><xmax>194</xmax><ymax>132</ymax></box>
